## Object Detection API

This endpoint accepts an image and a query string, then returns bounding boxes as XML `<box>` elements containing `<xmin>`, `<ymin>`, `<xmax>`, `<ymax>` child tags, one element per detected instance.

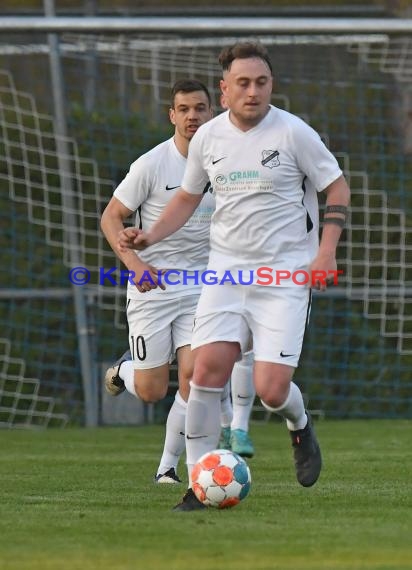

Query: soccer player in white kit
<box><xmin>119</xmin><ymin>42</ymin><xmax>351</xmax><ymax>510</ymax></box>
<box><xmin>101</xmin><ymin>79</ymin><xmax>254</xmax><ymax>483</ymax></box>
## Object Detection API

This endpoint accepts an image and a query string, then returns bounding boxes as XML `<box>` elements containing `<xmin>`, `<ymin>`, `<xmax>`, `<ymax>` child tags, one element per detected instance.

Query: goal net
<box><xmin>1</xmin><ymin>28</ymin><xmax>411</xmax><ymax>425</ymax></box>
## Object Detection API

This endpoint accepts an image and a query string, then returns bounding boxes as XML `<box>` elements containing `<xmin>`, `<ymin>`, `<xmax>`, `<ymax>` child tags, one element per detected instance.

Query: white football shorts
<box><xmin>191</xmin><ymin>284</ymin><xmax>312</xmax><ymax>367</ymax></box>
<box><xmin>127</xmin><ymin>293</ymin><xmax>198</xmax><ymax>369</ymax></box>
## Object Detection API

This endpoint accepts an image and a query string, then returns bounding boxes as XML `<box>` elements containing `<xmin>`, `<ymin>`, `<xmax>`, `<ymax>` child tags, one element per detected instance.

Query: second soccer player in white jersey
<box><xmin>101</xmin><ymin>79</ymin><xmax>255</xmax><ymax>483</ymax></box>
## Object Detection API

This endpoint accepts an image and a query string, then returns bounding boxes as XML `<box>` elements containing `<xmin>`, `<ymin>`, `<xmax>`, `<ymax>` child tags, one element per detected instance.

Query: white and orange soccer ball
<box><xmin>191</xmin><ymin>449</ymin><xmax>251</xmax><ymax>509</ymax></box>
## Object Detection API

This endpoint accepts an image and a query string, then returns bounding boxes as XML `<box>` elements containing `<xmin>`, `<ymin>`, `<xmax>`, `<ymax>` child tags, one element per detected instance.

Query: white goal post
<box><xmin>0</xmin><ymin>16</ymin><xmax>412</xmax><ymax>35</ymax></box>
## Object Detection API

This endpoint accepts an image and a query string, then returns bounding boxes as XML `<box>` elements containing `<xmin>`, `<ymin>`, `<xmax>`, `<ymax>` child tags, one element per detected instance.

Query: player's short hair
<box><xmin>218</xmin><ymin>42</ymin><xmax>273</xmax><ymax>74</ymax></box>
<box><xmin>171</xmin><ymin>79</ymin><xmax>212</xmax><ymax>108</ymax></box>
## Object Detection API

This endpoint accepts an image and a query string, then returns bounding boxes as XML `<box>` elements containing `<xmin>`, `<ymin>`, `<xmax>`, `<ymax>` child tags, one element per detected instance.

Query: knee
<box><xmin>192</xmin><ymin>363</ymin><xmax>205</xmax><ymax>382</ymax></box>
<box><xmin>193</xmin><ymin>357</ymin><xmax>226</xmax><ymax>387</ymax></box>
<box><xmin>257</xmin><ymin>379</ymin><xmax>291</xmax><ymax>408</ymax></box>
<box><xmin>133</xmin><ymin>366</ymin><xmax>169</xmax><ymax>403</ymax></box>
<box><xmin>136</xmin><ymin>383</ymin><xmax>168</xmax><ymax>403</ymax></box>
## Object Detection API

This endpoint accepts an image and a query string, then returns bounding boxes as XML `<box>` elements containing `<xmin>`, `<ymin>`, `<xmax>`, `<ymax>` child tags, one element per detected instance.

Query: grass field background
<box><xmin>1</xmin><ymin>420</ymin><xmax>411</xmax><ymax>570</ymax></box>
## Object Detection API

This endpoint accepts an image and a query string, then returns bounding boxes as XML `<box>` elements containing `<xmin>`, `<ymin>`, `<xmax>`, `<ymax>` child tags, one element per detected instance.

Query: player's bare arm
<box><xmin>118</xmin><ymin>188</ymin><xmax>203</xmax><ymax>251</ymax></box>
<box><xmin>310</xmin><ymin>174</ymin><xmax>350</xmax><ymax>291</ymax></box>
<box><xmin>101</xmin><ymin>196</ymin><xmax>165</xmax><ymax>292</ymax></box>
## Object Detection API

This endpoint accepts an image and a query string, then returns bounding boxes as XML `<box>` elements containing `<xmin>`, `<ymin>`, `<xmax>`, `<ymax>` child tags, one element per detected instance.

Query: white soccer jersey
<box><xmin>114</xmin><ymin>137</ymin><xmax>215</xmax><ymax>298</ymax></box>
<box><xmin>182</xmin><ymin>106</ymin><xmax>342</xmax><ymax>284</ymax></box>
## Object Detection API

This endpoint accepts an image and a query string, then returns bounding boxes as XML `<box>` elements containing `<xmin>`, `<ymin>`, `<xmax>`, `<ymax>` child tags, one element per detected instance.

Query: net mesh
<box><xmin>1</xmin><ymin>31</ymin><xmax>411</xmax><ymax>425</ymax></box>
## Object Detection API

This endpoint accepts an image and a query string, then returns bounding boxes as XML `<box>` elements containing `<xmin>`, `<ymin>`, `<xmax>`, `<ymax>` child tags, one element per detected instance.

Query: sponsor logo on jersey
<box><xmin>213</xmin><ymin>171</ymin><xmax>259</xmax><ymax>187</ymax></box>
<box><xmin>165</xmin><ymin>184</ymin><xmax>180</xmax><ymax>191</ymax></box>
<box><xmin>229</xmin><ymin>170</ymin><xmax>259</xmax><ymax>181</ymax></box>
<box><xmin>212</xmin><ymin>156</ymin><xmax>226</xmax><ymax>164</ymax></box>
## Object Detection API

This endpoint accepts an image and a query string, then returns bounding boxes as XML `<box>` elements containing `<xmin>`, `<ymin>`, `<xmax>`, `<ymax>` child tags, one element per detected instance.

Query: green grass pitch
<box><xmin>1</xmin><ymin>420</ymin><xmax>411</xmax><ymax>570</ymax></box>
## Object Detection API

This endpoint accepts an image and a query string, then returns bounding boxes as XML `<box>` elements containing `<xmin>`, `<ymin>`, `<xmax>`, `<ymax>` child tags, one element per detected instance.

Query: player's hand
<box><xmin>118</xmin><ymin>227</ymin><xmax>152</xmax><ymax>252</ymax></box>
<box><xmin>133</xmin><ymin>262</ymin><xmax>166</xmax><ymax>293</ymax></box>
<box><xmin>309</xmin><ymin>253</ymin><xmax>341</xmax><ymax>291</ymax></box>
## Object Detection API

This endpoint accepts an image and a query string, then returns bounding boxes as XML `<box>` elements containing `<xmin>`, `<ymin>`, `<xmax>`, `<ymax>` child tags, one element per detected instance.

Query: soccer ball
<box><xmin>191</xmin><ymin>449</ymin><xmax>251</xmax><ymax>509</ymax></box>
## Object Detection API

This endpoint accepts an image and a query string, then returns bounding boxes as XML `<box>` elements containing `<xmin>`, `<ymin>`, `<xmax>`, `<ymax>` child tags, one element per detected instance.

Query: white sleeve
<box><xmin>113</xmin><ymin>155</ymin><xmax>152</xmax><ymax>211</ymax></box>
<box><xmin>293</xmin><ymin>121</ymin><xmax>342</xmax><ymax>193</ymax></box>
<box><xmin>181</xmin><ymin>130</ymin><xmax>210</xmax><ymax>195</ymax></box>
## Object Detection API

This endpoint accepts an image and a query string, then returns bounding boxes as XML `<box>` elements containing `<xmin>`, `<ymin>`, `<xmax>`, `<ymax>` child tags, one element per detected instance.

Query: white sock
<box><xmin>156</xmin><ymin>391</ymin><xmax>187</xmax><ymax>476</ymax></box>
<box><xmin>186</xmin><ymin>382</ymin><xmax>223</xmax><ymax>487</ymax></box>
<box><xmin>220</xmin><ymin>381</ymin><xmax>233</xmax><ymax>428</ymax></box>
<box><xmin>231</xmin><ymin>351</ymin><xmax>255</xmax><ymax>432</ymax></box>
<box><xmin>119</xmin><ymin>361</ymin><xmax>137</xmax><ymax>397</ymax></box>
<box><xmin>261</xmin><ymin>382</ymin><xmax>307</xmax><ymax>431</ymax></box>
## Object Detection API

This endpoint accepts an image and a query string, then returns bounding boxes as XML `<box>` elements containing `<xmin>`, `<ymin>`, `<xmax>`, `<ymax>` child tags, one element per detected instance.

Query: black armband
<box><xmin>323</xmin><ymin>205</ymin><xmax>347</xmax><ymax>228</ymax></box>
<box><xmin>322</xmin><ymin>217</ymin><xmax>345</xmax><ymax>228</ymax></box>
<box><xmin>325</xmin><ymin>205</ymin><xmax>348</xmax><ymax>217</ymax></box>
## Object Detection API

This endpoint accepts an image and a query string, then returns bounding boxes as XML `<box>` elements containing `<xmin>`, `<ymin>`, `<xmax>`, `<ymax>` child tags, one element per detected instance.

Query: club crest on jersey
<box><xmin>261</xmin><ymin>150</ymin><xmax>280</xmax><ymax>168</ymax></box>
